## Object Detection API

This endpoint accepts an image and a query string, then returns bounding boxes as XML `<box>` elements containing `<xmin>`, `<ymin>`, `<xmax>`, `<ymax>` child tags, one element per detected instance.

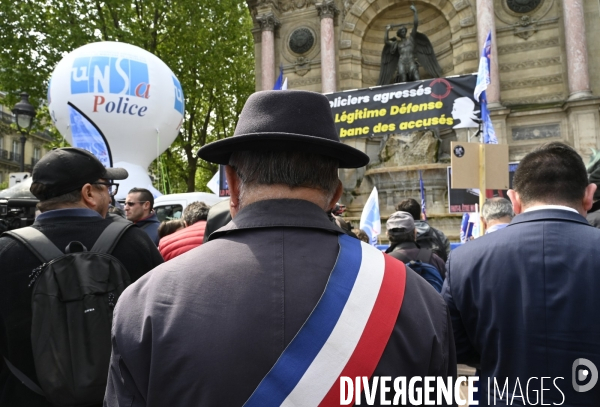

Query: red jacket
<box><xmin>159</xmin><ymin>220</ymin><xmax>206</xmax><ymax>261</ymax></box>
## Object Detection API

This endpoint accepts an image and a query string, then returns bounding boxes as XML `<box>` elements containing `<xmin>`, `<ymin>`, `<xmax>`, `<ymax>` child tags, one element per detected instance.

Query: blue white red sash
<box><xmin>244</xmin><ymin>234</ymin><xmax>407</xmax><ymax>407</ymax></box>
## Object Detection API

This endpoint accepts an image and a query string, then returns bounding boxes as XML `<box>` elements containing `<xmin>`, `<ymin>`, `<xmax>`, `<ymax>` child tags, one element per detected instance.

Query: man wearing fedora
<box><xmin>105</xmin><ymin>91</ymin><xmax>456</xmax><ymax>406</ymax></box>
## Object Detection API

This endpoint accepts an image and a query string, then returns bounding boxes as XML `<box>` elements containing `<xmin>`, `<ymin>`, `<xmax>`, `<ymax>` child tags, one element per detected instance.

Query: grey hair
<box><xmin>481</xmin><ymin>197</ymin><xmax>514</xmax><ymax>222</ymax></box>
<box><xmin>229</xmin><ymin>150</ymin><xmax>339</xmax><ymax>206</ymax></box>
<box><xmin>36</xmin><ymin>184</ymin><xmax>104</xmax><ymax>213</ymax></box>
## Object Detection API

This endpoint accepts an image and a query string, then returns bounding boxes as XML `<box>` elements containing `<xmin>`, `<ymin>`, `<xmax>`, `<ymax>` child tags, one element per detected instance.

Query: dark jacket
<box><xmin>105</xmin><ymin>199</ymin><xmax>456</xmax><ymax>407</ymax></box>
<box><xmin>442</xmin><ymin>209</ymin><xmax>600</xmax><ymax>406</ymax></box>
<box><xmin>386</xmin><ymin>241</ymin><xmax>447</xmax><ymax>278</ymax></box>
<box><xmin>135</xmin><ymin>213</ymin><xmax>160</xmax><ymax>245</ymax></box>
<box><xmin>415</xmin><ymin>220</ymin><xmax>450</xmax><ymax>262</ymax></box>
<box><xmin>0</xmin><ymin>208</ymin><xmax>164</xmax><ymax>407</ymax></box>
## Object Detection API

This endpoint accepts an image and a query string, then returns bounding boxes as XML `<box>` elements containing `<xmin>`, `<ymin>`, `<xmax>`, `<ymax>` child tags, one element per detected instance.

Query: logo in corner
<box><xmin>573</xmin><ymin>358</ymin><xmax>598</xmax><ymax>392</ymax></box>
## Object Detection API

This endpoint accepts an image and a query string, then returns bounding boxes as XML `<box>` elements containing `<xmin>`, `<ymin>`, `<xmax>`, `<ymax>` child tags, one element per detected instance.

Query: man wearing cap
<box><xmin>0</xmin><ymin>148</ymin><xmax>163</xmax><ymax>407</ymax></box>
<box><xmin>105</xmin><ymin>91</ymin><xmax>456</xmax><ymax>406</ymax></box>
<box><xmin>385</xmin><ymin>211</ymin><xmax>446</xmax><ymax>279</ymax></box>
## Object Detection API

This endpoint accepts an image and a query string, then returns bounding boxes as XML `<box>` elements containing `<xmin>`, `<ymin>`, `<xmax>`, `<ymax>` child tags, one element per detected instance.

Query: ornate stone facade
<box><xmin>246</xmin><ymin>0</ymin><xmax>600</xmax><ymax>239</ymax></box>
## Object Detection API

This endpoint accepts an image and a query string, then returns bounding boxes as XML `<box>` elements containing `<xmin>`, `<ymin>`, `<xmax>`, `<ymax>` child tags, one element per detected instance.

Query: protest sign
<box><xmin>325</xmin><ymin>74</ymin><xmax>478</xmax><ymax>138</ymax></box>
<box><xmin>447</xmin><ymin>162</ymin><xmax>518</xmax><ymax>213</ymax></box>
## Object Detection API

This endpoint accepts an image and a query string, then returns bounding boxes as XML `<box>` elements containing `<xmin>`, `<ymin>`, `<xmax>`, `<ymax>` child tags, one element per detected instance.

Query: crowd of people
<box><xmin>0</xmin><ymin>90</ymin><xmax>599</xmax><ymax>407</ymax></box>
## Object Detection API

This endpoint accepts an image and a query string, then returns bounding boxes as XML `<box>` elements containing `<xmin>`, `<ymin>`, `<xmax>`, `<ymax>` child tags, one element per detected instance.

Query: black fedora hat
<box><xmin>197</xmin><ymin>90</ymin><xmax>369</xmax><ymax>168</ymax></box>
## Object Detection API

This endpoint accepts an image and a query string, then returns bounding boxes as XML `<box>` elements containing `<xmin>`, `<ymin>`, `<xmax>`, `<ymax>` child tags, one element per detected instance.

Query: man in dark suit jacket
<box><xmin>443</xmin><ymin>142</ymin><xmax>600</xmax><ymax>406</ymax></box>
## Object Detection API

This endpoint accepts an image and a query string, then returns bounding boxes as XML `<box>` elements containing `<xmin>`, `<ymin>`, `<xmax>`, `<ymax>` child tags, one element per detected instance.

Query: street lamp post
<box><xmin>11</xmin><ymin>93</ymin><xmax>36</xmax><ymax>172</ymax></box>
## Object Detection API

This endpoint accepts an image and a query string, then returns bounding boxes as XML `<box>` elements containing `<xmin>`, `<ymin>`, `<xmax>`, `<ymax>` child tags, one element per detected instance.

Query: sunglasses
<box><xmin>92</xmin><ymin>182</ymin><xmax>119</xmax><ymax>197</ymax></box>
<box><xmin>124</xmin><ymin>201</ymin><xmax>148</xmax><ymax>207</ymax></box>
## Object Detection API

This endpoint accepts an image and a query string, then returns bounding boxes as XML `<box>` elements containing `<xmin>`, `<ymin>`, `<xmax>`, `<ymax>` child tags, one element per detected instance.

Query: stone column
<box><xmin>476</xmin><ymin>0</ymin><xmax>500</xmax><ymax>106</ymax></box>
<box><xmin>257</xmin><ymin>13</ymin><xmax>280</xmax><ymax>91</ymax></box>
<box><xmin>562</xmin><ymin>0</ymin><xmax>592</xmax><ymax>100</ymax></box>
<box><xmin>317</xmin><ymin>1</ymin><xmax>339</xmax><ymax>93</ymax></box>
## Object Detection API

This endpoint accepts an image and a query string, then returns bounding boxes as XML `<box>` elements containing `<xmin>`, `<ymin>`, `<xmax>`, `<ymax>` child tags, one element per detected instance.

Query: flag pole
<box><xmin>479</xmin><ymin>141</ymin><xmax>486</xmax><ymax>235</ymax></box>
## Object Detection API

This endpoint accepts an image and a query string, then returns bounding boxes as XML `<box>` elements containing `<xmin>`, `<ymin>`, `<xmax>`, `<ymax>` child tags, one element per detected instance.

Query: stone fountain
<box><xmin>339</xmin><ymin>129</ymin><xmax>463</xmax><ymax>243</ymax></box>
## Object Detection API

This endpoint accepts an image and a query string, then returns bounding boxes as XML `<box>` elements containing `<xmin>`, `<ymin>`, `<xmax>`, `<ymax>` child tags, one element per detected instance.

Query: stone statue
<box><xmin>377</xmin><ymin>4</ymin><xmax>443</xmax><ymax>85</ymax></box>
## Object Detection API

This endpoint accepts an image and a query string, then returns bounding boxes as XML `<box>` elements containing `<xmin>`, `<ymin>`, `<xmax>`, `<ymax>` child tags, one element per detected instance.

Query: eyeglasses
<box><xmin>92</xmin><ymin>182</ymin><xmax>119</xmax><ymax>197</ymax></box>
<box><xmin>124</xmin><ymin>201</ymin><xmax>148</xmax><ymax>207</ymax></box>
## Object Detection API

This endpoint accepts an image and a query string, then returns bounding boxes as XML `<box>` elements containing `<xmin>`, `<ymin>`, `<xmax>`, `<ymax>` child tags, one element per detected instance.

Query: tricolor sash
<box><xmin>244</xmin><ymin>234</ymin><xmax>407</xmax><ymax>407</ymax></box>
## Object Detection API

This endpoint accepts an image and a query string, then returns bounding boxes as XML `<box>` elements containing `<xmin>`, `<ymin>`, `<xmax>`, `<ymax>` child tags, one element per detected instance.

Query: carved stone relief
<box><xmin>378</xmin><ymin>131</ymin><xmax>439</xmax><ymax>167</ymax></box>
<box><xmin>500</xmin><ymin>74</ymin><xmax>562</xmax><ymax>90</ymax></box>
<box><xmin>495</xmin><ymin>0</ymin><xmax>554</xmax><ymax>25</ymax></box>
<box><xmin>256</xmin><ymin>13</ymin><xmax>281</xmax><ymax>31</ymax></box>
<box><xmin>493</xmin><ymin>0</ymin><xmax>555</xmax><ymax>41</ymax></box>
<box><xmin>512</xmin><ymin>15</ymin><xmax>537</xmax><ymax>39</ymax></box>
<box><xmin>506</xmin><ymin>0</ymin><xmax>542</xmax><ymax>14</ymax></box>
<box><xmin>498</xmin><ymin>56</ymin><xmax>560</xmax><ymax>72</ymax></box>
<box><xmin>281</xmin><ymin>20</ymin><xmax>320</xmax><ymax>65</ymax></box>
<box><xmin>511</xmin><ymin>123</ymin><xmax>560</xmax><ymax>140</ymax></box>
<box><xmin>289</xmin><ymin>27</ymin><xmax>315</xmax><ymax>54</ymax></box>
<box><xmin>294</xmin><ymin>56</ymin><xmax>312</xmax><ymax>76</ymax></box>
<box><xmin>497</xmin><ymin>37</ymin><xmax>558</xmax><ymax>54</ymax></box>
<box><xmin>279</xmin><ymin>0</ymin><xmax>316</xmax><ymax>12</ymax></box>
<box><xmin>288</xmin><ymin>76</ymin><xmax>322</xmax><ymax>87</ymax></box>
<box><xmin>503</xmin><ymin>93</ymin><xmax>564</xmax><ymax>106</ymax></box>
<box><xmin>316</xmin><ymin>0</ymin><xmax>339</xmax><ymax>19</ymax></box>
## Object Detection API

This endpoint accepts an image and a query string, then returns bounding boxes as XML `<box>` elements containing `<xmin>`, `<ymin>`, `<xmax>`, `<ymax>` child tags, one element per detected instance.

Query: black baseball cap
<box><xmin>30</xmin><ymin>148</ymin><xmax>128</xmax><ymax>200</ymax></box>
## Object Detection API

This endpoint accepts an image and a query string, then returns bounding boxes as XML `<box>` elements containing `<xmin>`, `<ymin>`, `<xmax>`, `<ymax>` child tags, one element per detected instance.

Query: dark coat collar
<box><xmin>208</xmin><ymin>199</ymin><xmax>343</xmax><ymax>241</ymax></box>
<box><xmin>509</xmin><ymin>208</ymin><xmax>590</xmax><ymax>228</ymax></box>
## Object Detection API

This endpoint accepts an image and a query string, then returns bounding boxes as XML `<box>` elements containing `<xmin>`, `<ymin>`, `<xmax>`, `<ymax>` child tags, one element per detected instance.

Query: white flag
<box><xmin>359</xmin><ymin>187</ymin><xmax>381</xmax><ymax>246</ymax></box>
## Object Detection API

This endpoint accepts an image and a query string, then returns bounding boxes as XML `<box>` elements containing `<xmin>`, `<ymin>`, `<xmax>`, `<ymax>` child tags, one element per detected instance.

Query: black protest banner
<box><xmin>325</xmin><ymin>74</ymin><xmax>479</xmax><ymax>138</ymax></box>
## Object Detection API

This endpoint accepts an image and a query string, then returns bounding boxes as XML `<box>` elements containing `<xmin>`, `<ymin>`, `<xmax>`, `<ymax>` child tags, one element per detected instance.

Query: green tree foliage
<box><xmin>0</xmin><ymin>0</ymin><xmax>255</xmax><ymax>193</ymax></box>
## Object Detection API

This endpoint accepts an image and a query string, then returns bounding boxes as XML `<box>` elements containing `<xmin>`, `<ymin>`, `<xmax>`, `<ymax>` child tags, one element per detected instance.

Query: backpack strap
<box><xmin>416</xmin><ymin>248</ymin><xmax>433</xmax><ymax>264</ymax></box>
<box><xmin>3</xmin><ymin>227</ymin><xmax>63</xmax><ymax>263</ymax></box>
<box><xmin>390</xmin><ymin>250</ymin><xmax>412</xmax><ymax>264</ymax></box>
<box><xmin>90</xmin><ymin>222</ymin><xmax>134</xmax><ymax>254</ymax></box>
<box><xmin>3</xmin><ymin>356</ymin><xmax>45</xmax><ymax>396</ymax></box>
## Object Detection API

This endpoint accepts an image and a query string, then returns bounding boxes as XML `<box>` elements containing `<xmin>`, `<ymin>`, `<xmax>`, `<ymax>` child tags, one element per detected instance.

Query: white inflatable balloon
<box><xmin>48</xmin><ymin>41</ymin><xmax>184</xmax><ymax>171</ymax></box>
<box><xmin>113</xmin><ymin>162</ymin><xmax>163</xmax><ymax>200</ymax></box>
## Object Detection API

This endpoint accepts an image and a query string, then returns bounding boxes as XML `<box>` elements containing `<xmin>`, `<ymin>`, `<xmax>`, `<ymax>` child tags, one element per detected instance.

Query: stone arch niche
<box><xmin>338</xmin><ymin>0</ymin><xmax>478</xmax><ymax>91</ymax></box>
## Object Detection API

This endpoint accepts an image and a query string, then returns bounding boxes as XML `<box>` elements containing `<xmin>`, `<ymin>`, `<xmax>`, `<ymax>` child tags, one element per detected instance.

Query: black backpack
<box><xmin>2</xmin><ymin>222</ymin><xmax>133</xmax><ymax>406</ymax></box>
<box><xmin>416</xmin><ymin>226</ymin><xmax>447</xmax><ymax>262</ymax></box>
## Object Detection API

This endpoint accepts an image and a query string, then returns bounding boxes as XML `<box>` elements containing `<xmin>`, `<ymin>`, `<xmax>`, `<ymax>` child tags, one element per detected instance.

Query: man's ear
<box><xmin>80</xmin><ymin>184</ymin><xmax>94</xmax><ymax>206</ymax></box>
<box><xmin>583</xmin><ymin>183</ymin><xmax>597</xmax><ymax>213</ymax></box>
<box><xmin>326</xmin><ymin>180</ymin><xmax>343</xmax><ymax>212</ymax></box>
<box><xmin>507</xmin><ymin>189</ymin><xmax>522</xmax><ymax>215</ymax></box>
<box><xmin>80</xmin><ymin>184</ymin><xmax>100</xmax><ymax>211</ymax></box>
<box><xmin>225</xmin><ymin>165</ymin><xmax>241</xmax><ymax>218</ymax></box>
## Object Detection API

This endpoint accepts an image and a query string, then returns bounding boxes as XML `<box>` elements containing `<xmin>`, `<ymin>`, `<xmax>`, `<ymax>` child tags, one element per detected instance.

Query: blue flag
<box><xmin>68</xmin><ymin>103</ymin><xmax>112</xmax><ymax>167</ymax></box>
<box><xmin>419</xmin><ymin>170</ymin><xmax>427</xmax><ymax>221</ymax></box>
<box><xmin>474</xmin><ymin>31</ymin><xmax>497</xmax><ymax>144</ymax></box>
<box><xmin>273</xmin><ymin>64</ymin><xmax>284</xmax><ymax>90</ymax></box>
<box><xmin>359</xmin><ymin>187</ymin><xmax>381</xmax><ymax>246</ymax></box>
<box><xmin>460</xmin><ymin>213</ymin><xmax>473</xmax><ymax>243</ymax></box>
